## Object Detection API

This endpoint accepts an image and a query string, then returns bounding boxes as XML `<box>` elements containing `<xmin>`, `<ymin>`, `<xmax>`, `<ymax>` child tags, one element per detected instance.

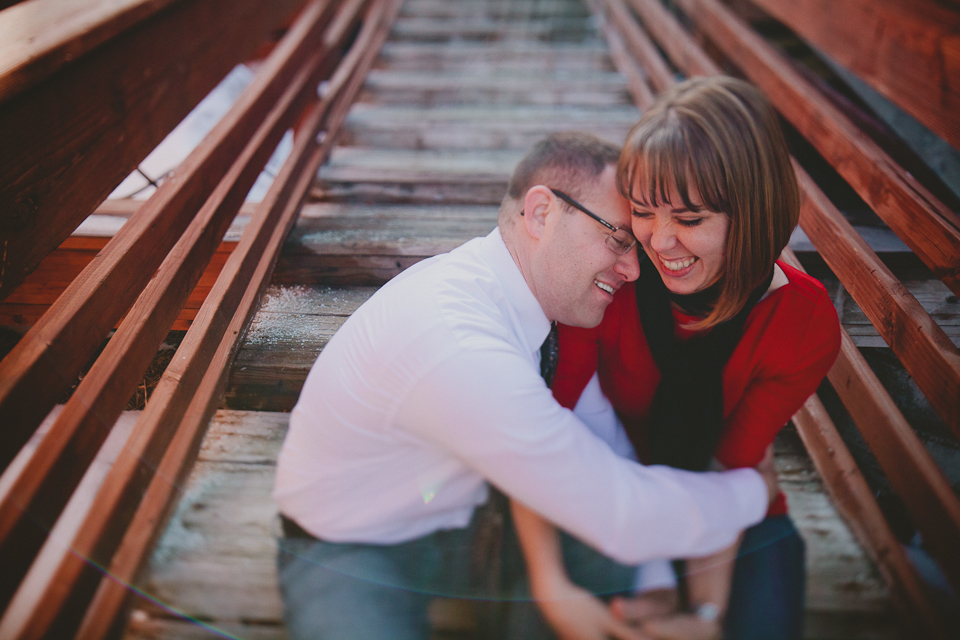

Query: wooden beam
<box><xmin>748</xmin><ymin>0</ymin><xmax>960</xmax><ymax>154</ymax></box>
<box><xmin>74</xmin><ymin>2</ymin><xmax>401</xmax><ymax>635</ymax></box>
<box><xmin>0</xmin><ymin>0</ymin><xmax>181</xmax><ymax>103</ymax></box>
<box><xmin>593</xmin><ymin>0</ymin><xmax>666</xmax><ymax>101</ymax></box>
<box><xmin>781</xmin><ymin>244</ymin><xmax>960</xmax><ymax>602</ymax></box>
<box><xmin>0</xmin><ymin>0</ymin><xmax>305</xmax><ymax>302</ymax></box>
<box><xmin>0</xmin><ymin>0</ymin><xmax>327</xmax><ymax>475</ymax></box>
<box><xmin>625</xmin><ymin>0</ymin><xmax>719</xmax><ymax>77</ymax></box>
<box><xmin>0</xmin><ymin>0</ymin><xmax>395</xmax><ymax>636</ymax></box>
<box><xmin>0</xmin><ymin>237</ymin><xmax>237</xmax><ymax>330</ymax></box>
<box><xmin>793</xmin><ymin>163</ymin><xmax>960</xmax><ymax>435</ymax></box>
<box><xmin>0</xmin><ymin>0</ymin><xmax>342</xmax><ymax>620</ymax></box>
<box><xmin>667</xmin><ymin>0</ymin><xmax>960</xmax><ymax>297</ymax></box>
<box><xmin>592</xmin><ymin>6</ymin><xmax>954</xmax><ymax>630</ymax></box>
<box><xmin>791</xmin><ymin>394</ymin><xmax>951</xmax><ymax>640</ymax></box>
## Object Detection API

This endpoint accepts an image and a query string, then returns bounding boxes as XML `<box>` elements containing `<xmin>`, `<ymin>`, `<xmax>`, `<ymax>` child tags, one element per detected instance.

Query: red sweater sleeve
<box><xmin>713</xmin><ymin>273</ymin><xmax>841</xmax><ymax>470</ymax></box>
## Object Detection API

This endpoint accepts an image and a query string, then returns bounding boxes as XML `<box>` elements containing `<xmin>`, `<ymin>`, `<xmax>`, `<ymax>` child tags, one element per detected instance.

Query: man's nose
<box><xmin>617</xmin><ymin>245</ymin><xmax>640</xmax><ymax>282</ymax></box>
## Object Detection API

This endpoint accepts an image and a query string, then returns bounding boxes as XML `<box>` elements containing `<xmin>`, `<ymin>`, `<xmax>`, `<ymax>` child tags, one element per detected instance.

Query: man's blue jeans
<box><xmin>277</xmin><ymin>513</ymin><xmax>804</xmax><ymax>639</ymax></box>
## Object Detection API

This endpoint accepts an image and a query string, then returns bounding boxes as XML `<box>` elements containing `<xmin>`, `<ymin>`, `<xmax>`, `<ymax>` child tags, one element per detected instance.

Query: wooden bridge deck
<box><xmin>113</xmin><ymin>0</ymin><xmax>904</xmax><ymax>637</ymax></box>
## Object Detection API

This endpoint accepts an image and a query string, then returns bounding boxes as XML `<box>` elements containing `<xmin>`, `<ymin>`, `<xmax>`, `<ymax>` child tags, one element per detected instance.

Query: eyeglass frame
<box><xmin>548</xmin><ymin>188</ymin><xmax>637</xmax><ymax>255</ymax></box>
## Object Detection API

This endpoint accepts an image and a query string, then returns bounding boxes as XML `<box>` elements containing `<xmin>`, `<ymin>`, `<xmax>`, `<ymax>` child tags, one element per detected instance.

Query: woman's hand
<box><xmin>639</xmin><ymin>614</ymin><xmax>722</xmax><ymax>640</ymax></box>
<box><xmin>611</xmin><ymin>588</ymin><xmax>679</xmax><ymax>622</ymax></box>
<box><xmin>535</xmin><ymin>578</ymin><xmax>650</xmax><ymax>640</ymax></box>
<box><xmin>612</xmin><ymin>590</ymin><xmax>721</xmax><ymax>640</ymax></box>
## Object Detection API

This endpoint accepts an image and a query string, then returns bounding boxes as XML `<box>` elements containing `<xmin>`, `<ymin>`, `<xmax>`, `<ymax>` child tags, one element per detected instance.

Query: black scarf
<box><xmin>633</xmin><ymin>253</ymin><xmax>773</xmax><ymax>471</ymax></box>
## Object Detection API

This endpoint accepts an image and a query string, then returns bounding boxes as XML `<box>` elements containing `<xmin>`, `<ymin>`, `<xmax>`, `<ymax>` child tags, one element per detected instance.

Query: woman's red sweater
<box><xmin>552</xmin><ymin>261</ymin><xmax>841</xmax><ymax>516</ymax></box>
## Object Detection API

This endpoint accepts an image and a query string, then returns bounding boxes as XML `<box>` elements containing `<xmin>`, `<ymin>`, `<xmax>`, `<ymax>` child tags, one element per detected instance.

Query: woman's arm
<box><xmin>510</xmin><ymin>499</ymin><xmax>647</xmax><ymax>640</ymax></box>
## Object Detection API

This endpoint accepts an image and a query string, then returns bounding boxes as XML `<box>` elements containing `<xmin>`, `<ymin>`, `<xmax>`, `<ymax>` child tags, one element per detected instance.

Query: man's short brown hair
<box><xmin>506</xmin><ymin>132</ymin><xmax>621</xmax><ymax>203</ymax></box>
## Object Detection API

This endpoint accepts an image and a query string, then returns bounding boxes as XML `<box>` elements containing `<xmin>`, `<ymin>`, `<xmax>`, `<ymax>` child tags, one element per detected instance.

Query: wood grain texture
<box><xmin>793</xmin><ymin>163</ymin><xmax>960</xmax><ymax>435</ymax></box>
<box><xmin>669</xmin><ymin>0</ymin><xmax>960</xmax><ymax>297</ymax></box>
<box><xmin>791</xmin><ymin>397</ymin><xmax>948</xmax><ymax>639</ymax></box>
<box><xmin>72</xmin><ymin>2</ymin><xmax>401</xmax><ymax>635</ymax></box>
<box><xmin>748</xmin><ymin>0</ymin><xmax>960</xmax><ymax>154</ymax></box>
<box><xmin>0</xmin><ymin>0</ymin><xmax>181</xmax><ymax>102</ymax></box>
<box><xmin>0</xmin><ymin>0</ymin><xmax>347</xmax><ymax>632</ymax></box>
<box><xmin>588</xmin><ymin>1</ymin><xmax>952</xmax><ymax>630</ymax></box>
<box><xmin>0</xmin><ymin>0</ymin><xmax>305</xmax><ymax>302</ymax></box>
<box><xmin>0</xmin><ymin>0</ymin><xmax>322</xmax><ymax>476</ymax></box>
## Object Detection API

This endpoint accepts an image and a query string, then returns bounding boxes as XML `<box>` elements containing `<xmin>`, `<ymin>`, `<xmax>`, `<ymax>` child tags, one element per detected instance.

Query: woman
<box><xmin>510</xmin><ymin>76</ymin><xmax>841</xmax><ymax>640</ymax></box>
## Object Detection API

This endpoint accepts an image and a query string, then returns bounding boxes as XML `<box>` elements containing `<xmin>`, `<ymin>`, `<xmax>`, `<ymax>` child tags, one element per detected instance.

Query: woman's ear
<box><xmin>521</xmin><ymin>185</ymin><xmax>553</xmax><ymax>240</ymax></box>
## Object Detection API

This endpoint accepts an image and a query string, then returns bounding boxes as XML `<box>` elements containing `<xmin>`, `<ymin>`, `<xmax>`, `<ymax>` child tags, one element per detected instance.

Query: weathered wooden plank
<box><xmin>600</xmin><ymin>0</ymin><xmax>674</xmax><ymax>94</ymax></box>
<box><xmin>0</xmin><ymin>0</ymin><xmax>334</xmax><ymax>476</ymax></box>
<box><xmin>583</xmin><ymin>0</ymin><xmax>653</xmax><ymax>109</ymax></box>
<box><xmin>0</xmin><ymin>408</ymin><xmax>139</xmax><ymax>634</ymax></box>
<box><xmin>342</xmin><ymin>104</ymin><xmax>637</xmax><ymax>149</ymax></box>
<box><xmin>74</xmin><ymin>3</ymin><xmax>402</xmax><ymax>635</ymax></box>
<box><xmin>748</xmin><ymin>0</ymin><xmax>960</xmax><ymax>154</ymax></box>
<box><xmin>0</xmin><ymin>0</ymin><xmax>306</xmax><ymax>302</ymax></box>
<box><xmin>119</xmin><ymin>410</ymin><xmax>899</xmax><ymax>640</ymax></box>
<box><xmin>319</xmin><ymin>147</ymin><xmax>524</xmax><ymax>184</ymax></box>
<box><xmin>376</xmin><ymin>41</ymin><xmax>612</xmax><ymax>72</ymax></box>
<box><xmin>666</xmin><ymin>0</ymin><xmax>960</xmax><ymax>297</ymax></box>
<box><xmin>791</xmin><ymin>397</ymin><xmax>949</xmax><ymax>639</ymax></box>
<box><xmin>794</xmin><ymin>164</ymin><xmax>960</xmax><ymax>435</ymax></box>
<box><xmin>0</xmin><ymin>0</ymin><xmax>181</xmax><ymax>102</ymax></box>
<box><xmin>361</xmin><ymin>69</ymin><xmax>632</xmax><ymax>106</ymax></box>
<box><xmin>0</xmin><ymin>1</ymin><xmax>352</xmax><ymax>632</ymax></box>
<box><xmin>388</xmin><ymin>16</ymin><xmax>593</xmax><ymax>42</ymax></box>
<box><xmin>399</xmin><ymin>0</ymin><xmax>589</xmax><ymax>19</ymax></box>
<box><xmin>0</xmin><ymin>239</ymin><xmax>236</xmax><ymax>330</ymax></box>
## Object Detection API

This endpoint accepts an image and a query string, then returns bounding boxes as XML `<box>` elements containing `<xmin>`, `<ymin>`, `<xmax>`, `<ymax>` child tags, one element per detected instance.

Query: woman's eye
<box><xmin>631</xmin><ymin>210</ymin><xmax>652</xmax><ymax>219</ymax></box>
<box><xmin>678</xmin><ymin>218</ymin><xmax>704</xmax><ymax>227</ymax></box>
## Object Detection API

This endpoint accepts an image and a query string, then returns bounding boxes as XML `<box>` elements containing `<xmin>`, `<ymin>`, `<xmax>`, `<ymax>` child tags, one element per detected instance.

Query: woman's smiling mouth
<box><xmin>659</xmin><ymin>256</ymin><xmax>699</xmax><ymax>272</ymax></box>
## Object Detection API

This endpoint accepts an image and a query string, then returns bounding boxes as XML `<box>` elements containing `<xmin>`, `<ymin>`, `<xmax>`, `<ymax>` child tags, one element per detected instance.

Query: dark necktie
<box><xmin>540</xmin><ymin>321</ymin><xmax>559</xmax><ymax>387</ymax></box>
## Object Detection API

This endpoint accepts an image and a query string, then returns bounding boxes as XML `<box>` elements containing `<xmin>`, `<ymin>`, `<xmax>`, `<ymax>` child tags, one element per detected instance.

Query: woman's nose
<box><xmin>649</xmin><ymin>219</ymin><xmax>676</xmax><ymax>253</ymax></box>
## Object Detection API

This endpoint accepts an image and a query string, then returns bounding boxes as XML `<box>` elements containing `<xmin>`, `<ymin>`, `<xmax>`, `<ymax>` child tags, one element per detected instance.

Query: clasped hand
<box><xmin>537</xmin><ymin>587</ymin><xmax>721</xmax><ymax>640</ymax></box>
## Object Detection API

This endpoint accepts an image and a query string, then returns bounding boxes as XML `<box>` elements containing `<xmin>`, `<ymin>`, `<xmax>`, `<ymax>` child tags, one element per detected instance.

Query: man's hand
<box><xmin>639</xmin><ymin>613</ymin><xmax>722</xmax><ymax>640</ymax></box>
<box><xmin>535</xmin><ymin>580</ymin><xmax>650</xmax><ymax>640</ymax></box>
<box><xmin>612</xmin><ymin>591</ymin><xmax>720</xmax><ymax>640</ymax></box>
<box><xmin>610</xmin><ymin>588</ymin><xmax>678</xmax><ymax>623</ymax></box>
<box><xmin>756</xmin><ymin>443</ymin><xmax>779</xmax><ymax>504</ymax></box>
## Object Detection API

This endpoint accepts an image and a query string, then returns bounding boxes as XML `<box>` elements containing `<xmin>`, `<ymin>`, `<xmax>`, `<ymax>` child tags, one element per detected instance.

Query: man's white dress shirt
<box><xmin>273</xmin><ymin>228</ymin><xmax>767</xmax><ymax>564</ymax></box>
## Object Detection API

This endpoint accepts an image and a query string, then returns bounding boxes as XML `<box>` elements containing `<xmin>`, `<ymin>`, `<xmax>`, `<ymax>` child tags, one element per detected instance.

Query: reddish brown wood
<box><xmin>748</xmin><ymin>0</ymin><xmax>960</xmax><ymax>154</ymax></box>
<box><xmin>669</xmin><ymin>0</ymin><xmax>960</xmax><ymax>297</ymax></box>
<box><xmin>587</xmin><ymin>0</ymin><xmax>655</xmax><ymax>107</ymax></box>
<box><xmin>793</xmin><ymin>163</ymin><xmax>960</xmax><ymax>435</ymax></box>
<box><xmin>0</xmin><ymin>1</ymin><xmax>398</xmax><ymax>636</ymax></box>
<box><xmin>0</xmin><ymin>0</ymin><xmax>182</xmax><ymax>102</ymax></box>
<box><xmin>791</xmin><ymin>393</ymin><xmax>951</xmax><ymax>640</ymax></box>
<box><xmin>625</xmin><ymin>0</ymin><xmax>720</xmax><ymax>77</ymax></box>
<box><xmin>0</xmin><ymin>0</ymin><xmax>343</xmax><ymax>623</ymax></box>
<box><xmin>594</xmin><ymin>6</ymin><xmax>954</xmax><ymax>628</ymax></box>
<box><xmin>602</xmin><ymin>0</ymin><xmax>675</xmax><ymax>94</ymax></box>
<box><xmin>0</xmin><ymin>0</ymin><xmax>326</xmax><ymax>475</ymax></box>
<box><xmin>0</xmin><ymin>0</ymin><xmax>305</xmax><ymax>303</ymax></box>
<box><xmin>0</xmin><ymin>239</ymin><xmax>236</xmax><ymax>328</ymax></box>
<box><xmin>73</xmin><ymin>2</ymin><xmax>403</xmax><ymax>632</ymax></box>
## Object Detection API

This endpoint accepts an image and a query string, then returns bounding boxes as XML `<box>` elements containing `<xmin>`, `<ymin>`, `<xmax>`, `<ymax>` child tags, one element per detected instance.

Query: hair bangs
<box><xmin>620</xmin><ymin>112</ymin><xmax>731</xmax><ymax>216</ymax></box>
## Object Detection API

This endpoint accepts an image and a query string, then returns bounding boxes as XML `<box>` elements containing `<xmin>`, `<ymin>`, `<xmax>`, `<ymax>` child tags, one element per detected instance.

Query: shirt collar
<box><xmin>480</xmin><ymin>227</ymin><xmax>553</xmax><ymax>355</ymax></box>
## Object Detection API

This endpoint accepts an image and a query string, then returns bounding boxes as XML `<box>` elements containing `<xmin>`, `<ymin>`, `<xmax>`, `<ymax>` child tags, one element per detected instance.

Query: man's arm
<box><xmin>396</xmin><ymin>348</ymin><xmax>769</xmax><ymax>565</ymax></box>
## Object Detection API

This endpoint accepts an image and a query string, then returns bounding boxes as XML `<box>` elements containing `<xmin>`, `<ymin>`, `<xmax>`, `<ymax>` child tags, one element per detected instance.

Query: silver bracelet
<box><xmin>694</xmin><ymin>602</ymin><xmax>721</xmax><ymax>623</ymax></box>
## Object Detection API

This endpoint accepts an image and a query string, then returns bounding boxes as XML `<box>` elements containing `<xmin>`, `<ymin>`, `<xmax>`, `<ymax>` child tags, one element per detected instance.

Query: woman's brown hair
<box><xmin>617</xmin><ymin>76</ymin><xmax>800</xmax><ymax>329</ymax></box>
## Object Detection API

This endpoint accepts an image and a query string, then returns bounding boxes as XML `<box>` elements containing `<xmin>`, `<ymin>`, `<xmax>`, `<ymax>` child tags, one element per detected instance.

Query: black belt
<box><xmin>281</xmin><ymin>514</ymin><xmax>320</xmax><ymax>540</ymax></box>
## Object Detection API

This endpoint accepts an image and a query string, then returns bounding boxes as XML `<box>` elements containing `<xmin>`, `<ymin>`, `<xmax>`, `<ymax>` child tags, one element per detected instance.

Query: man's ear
<box><xmin>521</xmin><ymin>185</ymin><xmax>554</xmax><ymax>240</ymax></box>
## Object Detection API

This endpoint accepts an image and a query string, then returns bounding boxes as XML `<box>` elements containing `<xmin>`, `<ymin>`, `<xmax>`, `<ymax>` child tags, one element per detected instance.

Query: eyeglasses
<box><xmin>549</xmin><ymin>189</ymin><xmax>637</xmax><ymax>255</ymax></box>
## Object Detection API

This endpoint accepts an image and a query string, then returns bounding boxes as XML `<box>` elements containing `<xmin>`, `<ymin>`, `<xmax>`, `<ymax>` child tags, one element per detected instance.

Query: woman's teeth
<box><xmin>660</xmin><ymin>256</ymin><xmax>698</xmax><ymax>271</ymax></box>
<box><xmin>595</xmin><ymin>280</ymin><xmax>614</xmax><ymax>294</ymax></box>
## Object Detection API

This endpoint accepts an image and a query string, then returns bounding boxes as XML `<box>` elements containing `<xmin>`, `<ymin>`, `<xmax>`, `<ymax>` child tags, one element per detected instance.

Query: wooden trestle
<box><xmin>0</xmin><ymin>0</ymin><xmax>958</xmax><ymax>638</ymax></box>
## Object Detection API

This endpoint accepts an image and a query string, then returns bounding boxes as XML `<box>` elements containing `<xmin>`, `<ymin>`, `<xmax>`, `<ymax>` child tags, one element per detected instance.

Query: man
<box><xmin>273</xmin><ymin>133</ymin><xmax>773</xmax><ymax>639</ymax></box>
